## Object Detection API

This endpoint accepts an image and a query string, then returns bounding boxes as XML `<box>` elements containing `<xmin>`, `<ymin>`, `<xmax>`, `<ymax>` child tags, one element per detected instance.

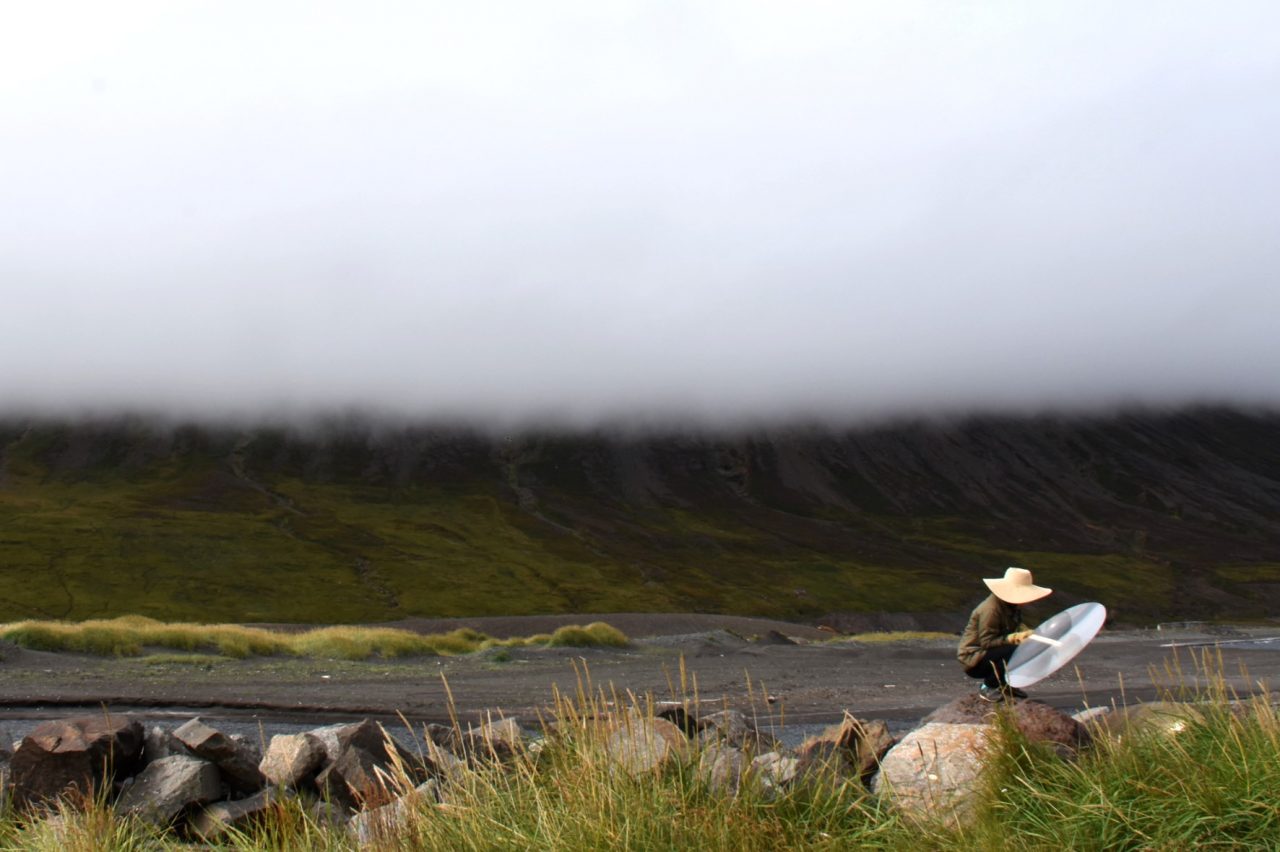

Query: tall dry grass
<box><xmin>3</xmin><ymin>648</ymin><xmax>1278</xmax><ymax>849</ymax></box>
<box><xmin>0</xmin><ymin>616</ymin><xmax>629</xmax><ymax>660</ymax></box>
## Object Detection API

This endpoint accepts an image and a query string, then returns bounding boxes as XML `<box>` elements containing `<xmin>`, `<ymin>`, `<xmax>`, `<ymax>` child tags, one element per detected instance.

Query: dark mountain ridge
<box><xmin>2</xmin><ymin>408</ymin><xmax>1278</xmax><ymax>626</ymax></box>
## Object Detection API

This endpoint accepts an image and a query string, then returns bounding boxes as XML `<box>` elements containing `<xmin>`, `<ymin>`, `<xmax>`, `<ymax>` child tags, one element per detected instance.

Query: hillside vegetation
<box><xmin>1</xmin><ymin>409</ymin><xmax>1278</xmax><ymax>624</ymax></box>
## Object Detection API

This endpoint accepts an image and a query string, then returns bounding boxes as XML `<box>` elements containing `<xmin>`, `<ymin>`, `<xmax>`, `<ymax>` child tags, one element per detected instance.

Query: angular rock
<box><xmin>191</xmin><ymin>788</ymin><xmax>291</xmax><ymax>840</ymax></box>
<box><xmin>794</xmin><ymin>714</ymin><xmax>895</xmax><ymax>784</ymax></box>
<box><xmin>603</xmin><ymin>716</ymin><xmax>690</xmax><ymax>775</ymax></box>
<box><xmin>698</xmin><ymin>744</ymin><xmax>748</xmax><ymax>795</ymax></box>
<box><xmin>449</xmin><ymin>716</ymin><xmax>526</xmax><ymax>763</ymax></box>
<box><xmin>116</xmin><ymin>754</ymin><xmax>221</xmax><ymax>826</ymax></box>
<box><xmin>309</xmin><ymin>723</ymin><xmax>346</xmax><ymax>764</ymax></box>
<box><xmin>174</xmin><ymin>718</ymin><xmax>266</xmax><ymax>794</ymax></box>
<box><xmin>259</xmin><ymin>733</ymin><xmax>325</xmax><ymax>789</ymax></box>
<box><xmin>9</xmin><ymin>716</ymin><xmax>145</xmax><ymax>809</ymax></box>
<box><xmin>348</xmin><ymin>780</ymin><xmax>438</xmax><ymax>847</ymax></box>
<box><xmin>751</xmin><ymin>750</ymin><xmax>799</xmax><ymax>793</ymax></box>
<box><xmin>1092</xmin><ymin>701</ymin><xmax>1206</xmax><ymax>742</ymax></box>
<box><xmin>696</xmin><ymin>709</ymin><xmax>780</xmax><ymax>752</ymax></box>
<box><xmin>316</xmin><ymin>721</ymin><xmax>426</xmax><ymax>811</ymax></box>
<box><xmin>422</xmin><ymin>723</ymin><xmax>454</xmax><ymax>750</ymax></box>
<box><xmin>142</xmin><ymin>726</ymin><xmax>189</xmax><ymax>767</ymax></box>
<box><xmin>923</xmin><ymin>695</ymin><xmax>1089</xmax><ymax>756</ymax></box>
<box><xmin>871</xmin><ymin>721</ymin><xmax>993</xmax><ymax>826</ymax></box>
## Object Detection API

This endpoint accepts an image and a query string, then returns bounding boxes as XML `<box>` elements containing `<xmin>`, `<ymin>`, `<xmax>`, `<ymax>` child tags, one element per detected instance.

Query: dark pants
<box><xmin>964</xmin><ymin>646</ymin><xmax>1016</xmax><ymax>689</ymax></box>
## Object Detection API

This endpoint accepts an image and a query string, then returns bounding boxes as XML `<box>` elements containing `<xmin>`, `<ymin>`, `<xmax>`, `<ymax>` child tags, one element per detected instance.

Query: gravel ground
<box><xmin>2</xmin><ymin>616</ymin><xmax>1278</xmax><ymax>746</ymax></box>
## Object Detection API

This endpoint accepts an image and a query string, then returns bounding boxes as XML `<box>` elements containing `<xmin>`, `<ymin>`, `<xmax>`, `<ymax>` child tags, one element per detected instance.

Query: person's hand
<box><xmin>1007</xmin><ymin>629</ymin><xmax>1034</xmax><ymax>645</ymax></box>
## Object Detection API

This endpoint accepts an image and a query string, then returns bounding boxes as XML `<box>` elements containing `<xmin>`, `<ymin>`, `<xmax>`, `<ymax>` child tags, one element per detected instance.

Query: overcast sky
<box><xmin>2</xmin><ymin>1</ymin><xmax>1279</xmax><ymax>426</ymax></box>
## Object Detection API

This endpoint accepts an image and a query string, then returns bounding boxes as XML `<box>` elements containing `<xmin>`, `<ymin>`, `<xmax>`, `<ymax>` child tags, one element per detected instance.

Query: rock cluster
<box><xmin>0</xmin><ymin>714</ymin><xmax>474</xmax><ymax>843</ymax></box>
<box><xmin>0</xmin><ymin>694</ymin><xmax>1103</xmax><ymax>841</ymax></box>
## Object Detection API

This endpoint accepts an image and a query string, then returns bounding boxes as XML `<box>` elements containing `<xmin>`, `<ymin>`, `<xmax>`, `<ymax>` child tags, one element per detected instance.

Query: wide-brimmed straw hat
<box><xmin>984</xmin><ymin>567</ymin><xmax>1052</xmax><ymax>605</ymax></box>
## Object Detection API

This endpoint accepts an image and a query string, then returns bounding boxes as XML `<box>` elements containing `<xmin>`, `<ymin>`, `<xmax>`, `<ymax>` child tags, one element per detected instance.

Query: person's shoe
<box><xmin>977</xmin><ymin>684</ymin><xmax>1004</xmax><ymax>703</ymax></box>
<box><xmin>1006</xmin><ymin>686</ymin><xmax>1029</xmax><ymax>700</ymax></box>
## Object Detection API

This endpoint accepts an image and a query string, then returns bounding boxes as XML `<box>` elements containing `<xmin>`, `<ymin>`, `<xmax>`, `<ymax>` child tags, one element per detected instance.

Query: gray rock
<box><xmin>449</xmin><ymin>716</ymin><xmax>526</xmax><ymax>763</ymax></box>
<box><xmin>312</xmin><ymin>719</ymin><xmax>428</xmax><ymax>810</ymax></box>
<box><xmin>174</xmin><ymin>718</ymin><xmax>267</xmax><ymax>794</ymax></box>
<box><xmin>871</xmin><ymin>721</ymin><xmax>994</xmax><ymax>826</ymax></box>
<box><xmin>259</xmin><ymin>733</ymin><xmax>325</xmax><ymax>789</ymax></box>
<box><xmin>142</xmin><ymin>726</ymin><xmax>188</xmax><ymax>767</ymax></box>
<box><xmin>191</xmin><ymin>788</ymin><xmax>290</xmax><ymax>840</ymax></box>
<box><xmin>116</xmin><ymin>755</ymin><xmax>221</xmax><ymax>826</ymax></box>
<box><xmin>603</xmin><ymin>716</ymin><xmax>690</xmax><ymax>775</ymax></box>
<box><xmin>751</xmin><ymin>750</ymin><xmax>799</xmax><ymax>795</ymax></box>
<box><xmin>10</xmin><ymin>716</ymin><xmax>145</xmax><ymax>810</ymax></box>
<box><xmin>347</xmin><ymin>780</ymin><xmax>438</xmax><ymax>847</ymax></box>
<box><xmin>696</xmin><ymin>709</ymin><xmax>780</xmax><ymax>752</ymax></box>
<box><xmin>698</xmin><ymin>744</ymin><xmax>747</xmax><ymax>795</ymax></box>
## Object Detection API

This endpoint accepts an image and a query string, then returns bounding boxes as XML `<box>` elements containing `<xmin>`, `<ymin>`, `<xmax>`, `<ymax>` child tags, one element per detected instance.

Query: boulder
<box><xmin>191</xmin><ymin>788</ymin><xmax>291</xmax><ymax>840</ymax></box>
<box><xmin>871</xmin><ymin>722</ymin><xmax>993</xmax><ymax>826</ymax></box>
<box><xmin>449</xmin><ymin>716</ymin><xmax>526</xmax><ymax>763</ymax></box>
<box><xmin>794</xmin><ymin>714</ymin><xmax>895</xmax><ymax>784</ymax></box>
<box><xmin>115</xmin><ymin>754</ymin><xmax>221</xmax><ymax>826</ymax></box>
<box><xmin>174</xmin><ymin>718</ymin><xmax>266</xmax><ymax>794</ymax></box>
<box><xmin>1091</xmin><ymin>701</ymin><xmax>1206</xmax><ymax>742</ymax></box>
<box><xmin>348</xmin><ymin>780</ymin><xmax>438</xmax><ymax>847</ymax></box>
<box><xmin>259</xmin><ymin>733</ymin><xmax>326</xmax><ymax>789</ymax></box>
<box><xmin>922</xmin><ymin>695</ymin><xmax>1089</xmax><ymax>756</ymax></box>
<box><xmin>315</xmin><ymin>720</ymin><xmax>426</xmax><ymax>811</ymax></box>
<box><xmin>751</xmin><ymin>751</ymin><xmax>799</xmax><ymax>796</ymax></box>
<box><xmin>141</xmin><ymin>726</ymin><xmax>189</xmax><ymax>767</ymax></box>
<box><xmin>696</xmin><ymin>709</ymin><xmax>780</xmax><ymax>752</ymax></box>
<box><xmin>698</xmin><ymin>744</ymin><xmax>748</xmax><ymax>795</ymax></box>
<box><xmin>603</xmin><ymin>716</ymin><xmax>690</xmax><ymax>775</ymax></box>
<box><xmin>9</xmin><ymin>716</ymin><xmax>145</xmax><ymax>809</ymax></box>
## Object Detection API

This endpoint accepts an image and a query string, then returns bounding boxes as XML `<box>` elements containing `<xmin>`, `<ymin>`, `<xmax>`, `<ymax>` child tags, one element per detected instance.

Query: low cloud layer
<box><xmin>3</xmin><ymin>2</ymin><xmax>1279</xmax><ymax>426</ymax></box>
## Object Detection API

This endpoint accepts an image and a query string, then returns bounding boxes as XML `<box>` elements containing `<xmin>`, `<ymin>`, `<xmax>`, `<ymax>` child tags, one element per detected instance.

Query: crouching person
<box><xmin>957</xmin><ymin>567</ymin><xmax>1051</xmax><ymax>702</ymax></box>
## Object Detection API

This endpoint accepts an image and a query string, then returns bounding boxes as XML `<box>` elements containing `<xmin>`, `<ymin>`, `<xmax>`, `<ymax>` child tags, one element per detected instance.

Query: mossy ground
<box><xmin>0</xmin><ymin>425</ymin><xmax>1252</xmax><ymax>624</ymax></box>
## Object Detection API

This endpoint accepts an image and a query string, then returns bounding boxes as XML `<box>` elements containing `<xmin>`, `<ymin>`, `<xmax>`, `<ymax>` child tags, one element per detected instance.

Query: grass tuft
<box><xmin>0</xmin><ymin>616</ymin><xmax>630</xmax><ymax>661</ymax></box>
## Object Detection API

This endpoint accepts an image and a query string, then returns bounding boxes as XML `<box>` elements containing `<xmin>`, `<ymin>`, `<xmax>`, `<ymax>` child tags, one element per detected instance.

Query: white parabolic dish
<box><xmin>1007</xmin><ymin>602</ymin><xmax>1107</xmax><ymax>689</ymax></box>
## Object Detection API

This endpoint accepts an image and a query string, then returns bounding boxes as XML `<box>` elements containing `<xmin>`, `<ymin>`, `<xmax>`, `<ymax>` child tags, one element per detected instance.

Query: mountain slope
<box><xmin>1</xmin><ymin>408</ymin><xmax>1278</xmax><ymax>625</ymax></box>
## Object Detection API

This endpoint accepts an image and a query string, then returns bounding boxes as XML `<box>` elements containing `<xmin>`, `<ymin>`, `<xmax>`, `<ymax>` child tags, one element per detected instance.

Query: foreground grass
<box><xmin>0</xmin><ymin>616</ymin><xmax>628</xmax><ymax>660</ymax></box>
<box><xmin>3</xmin><ymin>663</ymin><xmax>1278</xmax><ymax>850</ymax></box>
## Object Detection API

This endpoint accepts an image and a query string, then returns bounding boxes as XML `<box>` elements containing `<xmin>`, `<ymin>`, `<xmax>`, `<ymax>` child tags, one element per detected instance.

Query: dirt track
<box><xmin>2</xmin><ymin>616</ymin><xmax>1278</xmax><ymax>738</ymax></box>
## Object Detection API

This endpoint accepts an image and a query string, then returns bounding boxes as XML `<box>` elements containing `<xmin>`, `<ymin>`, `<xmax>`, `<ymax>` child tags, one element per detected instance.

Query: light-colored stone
<box><xmin>348</xmin><ymin>780</ymin><xmax>438</xmax><ymax>847</ymax></box>
<box><xmin>696</xmin><ymin>709</ymin><xmax>779</xmax><ymax>752</ymax></box>
<box><xmin>603</xmin><ymin>716</ymin><xmax>690</xmax><ymax>775</ymax></box>
<box><xmin>1093</xmin><ymin>701</ymin><xmax>1206</xmax><ymax>742</ymax></box>
<box><xmin>259</xmin><ymin>733</ymin><xmax>325</xmax><ymax>788</ymax></box>
<box><xmin>141</xmin><ymin>726</ymin><xmax>188</xmax><ymax>767</ymax></box>
<box><xmin>871</xmin><ymin>722</ymin><xmax>994</xmax><ymax>826</ymax></box>
<box><xmin>751</xmin><ymin>751</ymin><xmax>799</xmax><ymax>788</ymax></box>
<box><xmin>1071</xmin><ymin>706</ymin><xmax>1112</xmax><ymax>725</ymax></box>
<box><xmin>698</xmin><ymin>744</ymin><xmax>747</xmax><ymax>795</ymax></box>
<box><xmin>116</xmin><ymin>755</ymin><xmax>221</xmax><ymax>826</ymax></box>
<box><xmin>451</xmin><ymin>716</ymin><xmax>526</xmax><ymax>762</ymax></box>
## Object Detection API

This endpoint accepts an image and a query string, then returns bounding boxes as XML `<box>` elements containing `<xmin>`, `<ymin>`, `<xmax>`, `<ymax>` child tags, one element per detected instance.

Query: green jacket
<box><xmin>956</xmin><ymin>594</ymin><xmax>1028</xmax><ymax>669</ymax></box>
